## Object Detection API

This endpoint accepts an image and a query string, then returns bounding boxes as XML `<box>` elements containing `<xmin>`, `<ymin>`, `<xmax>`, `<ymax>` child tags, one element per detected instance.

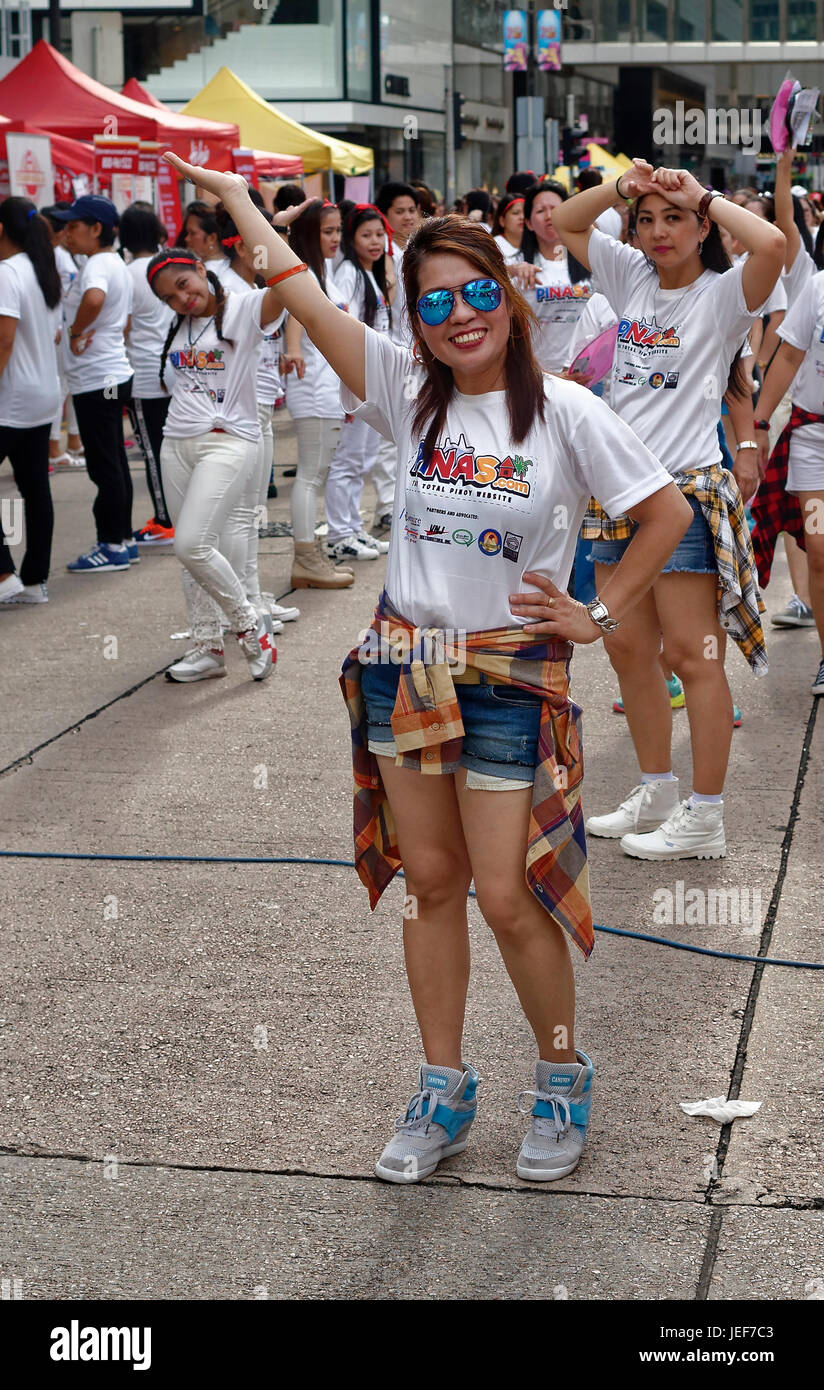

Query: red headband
<box><xmin>349</xmin><ymin>202</ymin><xmax>394</xmax><ymax>255</ymax></box>
<box><xmin>147</xmin><ymin>255</ymin><xmax>197</xmax><ymax>285</ymax></box>
<box><xmin>222</xmin><ymin>234</ymin><xmax>242</xmax><ymax>248</ymax></box>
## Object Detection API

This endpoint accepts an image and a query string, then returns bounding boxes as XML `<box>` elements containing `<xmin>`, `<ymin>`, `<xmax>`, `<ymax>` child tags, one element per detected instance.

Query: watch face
<box><xmin>590</xmin><ymin>601</ymin><xmax>608</xmax><ymax>621</ymax></box>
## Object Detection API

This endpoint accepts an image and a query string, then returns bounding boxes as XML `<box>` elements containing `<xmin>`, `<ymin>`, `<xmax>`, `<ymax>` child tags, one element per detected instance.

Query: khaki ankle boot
<box><xmin>291</xmin><ymin>540</ymin><xmax>354</xmax><ymax>589</ymax></box>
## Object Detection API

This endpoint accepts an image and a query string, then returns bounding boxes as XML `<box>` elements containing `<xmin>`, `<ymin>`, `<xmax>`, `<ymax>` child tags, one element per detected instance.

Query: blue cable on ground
<box><xmin>1</xmin><ymin>848</ymin><xmax>820</xmax><ymax>970</ymax></box>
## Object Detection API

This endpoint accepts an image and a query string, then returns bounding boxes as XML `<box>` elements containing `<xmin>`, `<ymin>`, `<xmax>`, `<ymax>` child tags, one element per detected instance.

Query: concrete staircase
<box><xmin>145</xmin><ymin>20</ymin><xmax>338</xmax><ymax>103</ymax></box>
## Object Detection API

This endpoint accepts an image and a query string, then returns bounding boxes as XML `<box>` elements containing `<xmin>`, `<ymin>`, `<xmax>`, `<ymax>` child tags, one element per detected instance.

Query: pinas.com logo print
<box><xmin>617</xmin><ymin>316</ymin><xmax>681</xmax><ymax>354</ymax></box>
<box><xmin>410</xmin><ymin>433</ymin><xmax>535</xmax><ymax>511</ymax></box>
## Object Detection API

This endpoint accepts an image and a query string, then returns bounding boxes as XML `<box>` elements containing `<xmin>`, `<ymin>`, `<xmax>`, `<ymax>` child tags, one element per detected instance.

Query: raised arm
<box><xmin>552</xmin><ymin>158</ymin><xmax>659</xmax><ymax>270</ymax></box>
<box><xmin>163</xmin><ymin>154</ymin><xmax>367</xmax><ymax>400</ymax></box>
<box><xmin>774</xmin><ymin>147</ymin><xmax>802</xmax><ymax>272</ymax></box>
<box><xmin>649</xmin><ymin>168</ymin><xmax>785</xmax><ymax>311</ymax></box>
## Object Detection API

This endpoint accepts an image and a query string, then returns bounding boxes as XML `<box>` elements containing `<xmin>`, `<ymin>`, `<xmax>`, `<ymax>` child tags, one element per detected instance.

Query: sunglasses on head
<box><xmin>416</xmin><ymin>278</ymin><xmax>503</xmax><ymax>326</ymax></box>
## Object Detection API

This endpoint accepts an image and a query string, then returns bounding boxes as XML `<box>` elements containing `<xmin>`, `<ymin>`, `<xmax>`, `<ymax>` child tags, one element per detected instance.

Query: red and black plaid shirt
<box><xmin>750</xmin><ymin>405</ymin><xmax>824</xmax><ymax>587</ymax></box>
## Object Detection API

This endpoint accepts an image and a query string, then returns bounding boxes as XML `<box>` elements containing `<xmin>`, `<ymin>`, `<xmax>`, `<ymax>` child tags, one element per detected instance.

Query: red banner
<box><xmin>137</xmin><ymin>148</ymin><xmax>159</xmax><ymax>178</ymax></box>
<box><xmin>232</xmin><ymin>148</ymin><xmax>259</xmax><ymax>189</ymax></box>
<box><xmin>156</xmin><ymin>156</ymin><xmax>183</xmax><ymax>244</ymax></box>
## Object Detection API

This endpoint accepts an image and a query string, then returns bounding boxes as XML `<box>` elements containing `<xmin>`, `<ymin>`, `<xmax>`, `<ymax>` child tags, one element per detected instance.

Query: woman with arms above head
<box><xmin>162</xmin><ymin>152</ymin><xmax>690</xmax><ymax>1187</ymax></box>
<box><xmin>552</xmin><ymin>158</ymin><xmax>784</xmax><ymax>861</ymax></box>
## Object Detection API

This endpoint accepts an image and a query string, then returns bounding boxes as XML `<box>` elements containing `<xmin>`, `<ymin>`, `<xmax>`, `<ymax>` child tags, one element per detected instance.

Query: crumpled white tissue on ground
<box><xmin>679</xmin><ymin>1097</ymin><xmax>762</xmax><ymax>1122</ymax></box>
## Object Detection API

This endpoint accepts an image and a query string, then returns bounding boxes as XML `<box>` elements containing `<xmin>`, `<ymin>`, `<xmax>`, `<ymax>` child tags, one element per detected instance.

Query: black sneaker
<box><xmin>371</xmin><ymin>512</ymin><xmax>393</xmax><ymax>539</ymax></box>
<box><xmin>812</xmin><ymin>658</ymin><xmax>824</xmax><ymax>697</ymax></box>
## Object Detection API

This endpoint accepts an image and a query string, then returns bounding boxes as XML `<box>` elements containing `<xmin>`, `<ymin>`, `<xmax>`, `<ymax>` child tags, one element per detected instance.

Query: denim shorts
<box><xmin>590</xmin><ymin>495</ymin><xmax>716</xmax><ymax>573</ymax></box>
<box><xmin>361</xmin><ymin>661</ymin><xmax>542</xmax><ymax>790</ymax></box>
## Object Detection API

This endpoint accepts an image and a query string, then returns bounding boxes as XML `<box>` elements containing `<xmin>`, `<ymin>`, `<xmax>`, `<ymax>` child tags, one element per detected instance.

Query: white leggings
<box><xmin>244</xmin><ymin>400</ymin><xmax>275</xmax><ymax>608</ymax></box>
<box><xmin>369</xmin><ymin>433</ymin><xmax>399</xmax><ymax>517</ymax></box>
<box><xmin>325</xmin><ymin>414</ymin><xmax>381</xmax><ymax>543</ymax></box>
<box><xmin>161</xmin><ymin>431</ymin><xmax>260</xmax><ymax>645</ymax></box>
<box><xmin>50</xmin><ymin>371</ymin><xmax>78</xmax><ymax>443</ymax></box>
<box><xmin>290</xmin><ymin>415</ymin><xmax>342</xmax><ymax>544</ymax></box>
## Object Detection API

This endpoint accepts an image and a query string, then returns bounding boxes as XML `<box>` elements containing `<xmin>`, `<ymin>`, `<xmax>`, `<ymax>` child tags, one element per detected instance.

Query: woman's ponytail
<box><xmin>0</xmin><ymin>197</ymin><xmax>61</xmax><ymax>308</ymax></box>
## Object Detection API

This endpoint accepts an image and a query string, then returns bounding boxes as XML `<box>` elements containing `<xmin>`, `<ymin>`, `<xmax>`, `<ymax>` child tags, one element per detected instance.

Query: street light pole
<box><xmin>49</xmin><ymin>0</ymin><xmax>61</xmax><ymax>49</ymax></box>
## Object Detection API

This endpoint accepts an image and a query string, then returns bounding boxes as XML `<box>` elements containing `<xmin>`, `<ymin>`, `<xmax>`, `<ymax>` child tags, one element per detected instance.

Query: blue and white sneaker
<box><xmin>516</xmin><ymin>1051</ymin><xmax>593</xmax><ymax>1181</ymax></box>
<box><xmin>375</xmin><ymin>1062</ymin><xmax>479</xmax><ymax>1183</ymax></box>
<box><xmin>67</xmin><ymin>543</ymin><xmax>130</xmax><ymax>574</ymax></box>
<box><xmin>124</xmin><ymin>541</ymin><xmax>140</xmax><ymax>565</ymax></box>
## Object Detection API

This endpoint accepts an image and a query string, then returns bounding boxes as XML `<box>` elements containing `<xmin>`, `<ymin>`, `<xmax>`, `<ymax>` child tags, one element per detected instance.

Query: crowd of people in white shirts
<box><xmin>5</xmin><ymin>145</ymin><xmax>824</xmax><ymax>1185</ymax></box>
<box><xmin>1</xmin><ymin>156</ymin><xmax>822</xmax><ymax>774</ymax></box>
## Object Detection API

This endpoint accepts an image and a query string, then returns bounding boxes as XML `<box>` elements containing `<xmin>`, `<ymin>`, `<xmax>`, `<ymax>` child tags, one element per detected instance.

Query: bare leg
<box><xmin>784</xmin><ymin>532</ymin><xmax>812</xmax><ymax>607</ymax></box>
<box><xmin>376</xmin><ymin>756</ymin><xmax>473</xmax><ymax>1070</ymax></box>
<box><xmin>657</xmin><ymin>571</ymin><xmax>732</xmax><ymax>794</ymax></box>
<box><xmin>596</xmin><ymin>562</ymin><xmax>672</xmax><ymax>772</ymax></box>
<box><xmin>798</xmin><ymin>493</ymin><xmax>824</xmax><ymax>651</ymax></box>
<box><xmin>454</xmin><ymin>770</ymin><xmax>576</xmax><ymax>1063</ymax></box>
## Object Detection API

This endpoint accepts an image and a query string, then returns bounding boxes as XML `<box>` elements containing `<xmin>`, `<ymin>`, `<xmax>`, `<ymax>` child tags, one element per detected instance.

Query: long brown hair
<box><xmin>402</xmin><ymin>216</ymin><xmax>546</xmax><ymax>465</ymax></box>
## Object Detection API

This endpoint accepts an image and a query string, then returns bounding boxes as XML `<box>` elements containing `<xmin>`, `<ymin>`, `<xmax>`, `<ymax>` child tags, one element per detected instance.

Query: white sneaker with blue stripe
<box><xmin>375</xmin><ymin>1063</ymin><xmax>479</xmax><ymax>1183</ymax></box>
<box><xmin>67</xmin><ymin>543</ymin><xmax>130</xmax><ymax>573</ymax></box>
<box><xmin>516</xmin><ymin>1052</ymin><xmax>593</xmax><ymax>1181</ymax></box>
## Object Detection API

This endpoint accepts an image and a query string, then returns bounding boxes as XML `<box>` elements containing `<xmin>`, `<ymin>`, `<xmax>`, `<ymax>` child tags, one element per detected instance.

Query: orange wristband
<box><xmin>266</xmin><ymin>262</ymin><xmax>308</xmax><ymax>287</ymax></box>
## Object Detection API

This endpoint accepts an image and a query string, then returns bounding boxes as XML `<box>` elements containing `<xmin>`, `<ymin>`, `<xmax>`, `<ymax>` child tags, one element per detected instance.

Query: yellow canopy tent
<box><xmin>553</xmin><ymin>148</ymin><xmax>632</xmax><ymax>191</ymax></box>
<box><xmin>180</xmin><ymin>67</ymin><xmax>373</xmax><ymax>177</ymax></box>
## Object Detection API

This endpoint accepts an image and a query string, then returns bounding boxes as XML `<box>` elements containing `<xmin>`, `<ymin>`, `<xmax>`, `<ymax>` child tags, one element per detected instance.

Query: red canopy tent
<box><xmin>0</xmin><ymin>41</ymin><xmax>239</xmax><ymax>170</ymax></box>
<box><xmin>123</xmin><ymin>76</ymin><xmax>304</xmax><ymax>182</ymax></box>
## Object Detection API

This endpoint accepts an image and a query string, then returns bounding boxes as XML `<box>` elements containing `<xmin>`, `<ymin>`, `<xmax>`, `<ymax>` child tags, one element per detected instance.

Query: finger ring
<box><xmin>546</xmin><ymin>597</ymin><xmax>555</xmax><ymax>609</ymax></box>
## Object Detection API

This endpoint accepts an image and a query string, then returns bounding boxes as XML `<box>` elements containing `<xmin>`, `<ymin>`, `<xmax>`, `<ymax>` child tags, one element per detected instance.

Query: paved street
<box><xmin>1</xmin><ymin>417</ymin><xmax>822</xmax><ymax>1301</ymax></box>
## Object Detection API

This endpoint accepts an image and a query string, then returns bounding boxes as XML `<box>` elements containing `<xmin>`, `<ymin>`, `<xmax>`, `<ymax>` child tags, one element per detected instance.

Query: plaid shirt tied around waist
<box><xmin>339</xmin><ymin>593</ymin><xmax>594</xmax><ymax>958</ymax></box>
<box><xmin>750</xmin><ymin>405</ymin><xmax>823</xmax><ymax>587</ymax></box>
<box><xmin>582</xmin><ymin>463</ymin><xmax>767</xmax><ymax>676</ymax></box>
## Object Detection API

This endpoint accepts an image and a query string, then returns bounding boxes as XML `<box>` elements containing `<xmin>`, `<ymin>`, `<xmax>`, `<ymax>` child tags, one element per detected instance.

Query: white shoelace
<box><xmin>395</xmin><ymin>1088</ymin><xmax>439</xmax><ymax>1136</ymax></box>
<box><xmin>517</xmin><ymin>1089</ymin><xmax>571</xmax><ymax>1139</ymax></box>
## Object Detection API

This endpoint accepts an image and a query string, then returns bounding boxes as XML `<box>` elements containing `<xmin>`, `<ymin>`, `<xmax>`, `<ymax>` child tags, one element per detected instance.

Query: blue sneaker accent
<box><xmin>67</xmin><ymin>543</ymin><xmax>130</xmax><ymax>573</ymax></box>
<box><xmin>125</xmin><ymin>541</ymin><xmax>140</xmax><ymax>564</ymax></box>
<box><xmin>422</xmin><ymin>1070</ymin><xmax>449</xmax><ymax>1091</ymax></box>
<box><xmin>431</xmin><ymin>1099</ymin><xmax>476</xmax><ymax>1142</ymax></box>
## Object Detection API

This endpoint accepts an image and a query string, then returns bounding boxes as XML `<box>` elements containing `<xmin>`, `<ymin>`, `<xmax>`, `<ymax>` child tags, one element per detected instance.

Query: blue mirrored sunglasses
<box><xmin>416</xmin><ymin>278</ymin><xmax>503</xmax><ymax>326</ymax></box>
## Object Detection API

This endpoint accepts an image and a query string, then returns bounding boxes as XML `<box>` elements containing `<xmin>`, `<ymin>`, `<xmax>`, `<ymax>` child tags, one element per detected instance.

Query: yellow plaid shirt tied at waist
<box><xmin>582</xmin><ymin>463</ymin><xmax>767</xmax><ymax>676</ymax></box>
<box><xmin>339</xmin><ymin>591</ymin><xmax>594</xmax><ymax>958</ymax></box>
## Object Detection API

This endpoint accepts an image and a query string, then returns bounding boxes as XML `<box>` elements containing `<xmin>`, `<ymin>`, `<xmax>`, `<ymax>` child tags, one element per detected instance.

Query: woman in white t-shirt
<box><xmin>553</xmin><ymin>158</ymin><xmax>785</xmax><ymax>860</ymax></box>
<box><xmin>41</xmin><ymin>204</ymin><xmax>84</xmax><ymax>468</ymax></box>
<box><xmin>119</xmin><ymin>204</ymin><xmax>175</xmax><ymax>547</ymax></box>
<box><xmin>752</xmin><ymin>268</ymin><xmax>824</xmax><ymax>696</ymax></box>
<box><xmin>324</xmin><ymin>205</ymin><xmax>395</xmax><ymax>564</ymax></box>
<box><xmin>283</xmin><ymin>200</ymin><xmax>354</xmax><ymax>591</ymax></box>
<box><xmin>147</xmin><ymin>246</ymin><xmax>286</xmax><ymax>683</ymax></box>
<box><xmin>491</xmin><ymin>192</ymin><xmax>525</xmax><ymax>265</ymax></box>
<box><xmin>56</xmin><ymin>195</ymin><xmax>136</xmax><ymax>574</ymax></box>
<box><xmin>518</xmin><ymin>180</ymin><xmax>594</xmax><ymax>374</ymax></box>
<box><xmin>164</xmin><ymin>150</ymin><xmax>691</xmax><ymax>1187</ymax></box>
<box><xmin>212</xmin><ymin>200</ymin><xmax>298</xmax><ymax>628</ymax></box>
<box><xmin>0</xmin><ymin>198</ymin><xmax>62</xmax><ymax>607</ymax></box>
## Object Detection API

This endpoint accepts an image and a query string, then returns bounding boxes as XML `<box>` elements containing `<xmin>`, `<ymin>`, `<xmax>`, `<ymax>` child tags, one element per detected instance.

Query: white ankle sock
<box><xmin>691</xmin><ymin>792</ymin><xmax>723</xmax><ymax>806</ymax></box>
<box><xmin>641</xmin><ymin>771</ymin><xmax>675</xmax><ymax>783</ymax></box>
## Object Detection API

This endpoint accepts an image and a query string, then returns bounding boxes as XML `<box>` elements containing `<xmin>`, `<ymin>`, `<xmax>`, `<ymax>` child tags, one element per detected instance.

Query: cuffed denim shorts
<box><xmin>590</xmin><ymin>495</ymin><xmax>716</xmax><ymax>573</ymax></box>
<box><xmin>361</xmin><ymin>661</ymin><xmax>542</xmax><ymax>790</ymax></box>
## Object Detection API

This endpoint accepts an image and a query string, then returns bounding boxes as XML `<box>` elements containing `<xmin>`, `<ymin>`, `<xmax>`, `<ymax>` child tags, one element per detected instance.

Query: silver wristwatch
<box><xmin>586</xmin><ymin>596</ymin><xmax>620</xmax><ymax>634</ymax></box>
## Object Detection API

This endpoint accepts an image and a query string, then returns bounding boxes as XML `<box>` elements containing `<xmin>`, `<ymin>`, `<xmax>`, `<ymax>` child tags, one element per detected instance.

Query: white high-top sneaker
<box><xmin>585</xmin><ymin>778</ymin><xmax>680</xmax><ymax>839</ymax></box>
<box><xmin>620</xmin><ymin>798</ymin><xmax>726</xmax><ymax>860</ymax></box>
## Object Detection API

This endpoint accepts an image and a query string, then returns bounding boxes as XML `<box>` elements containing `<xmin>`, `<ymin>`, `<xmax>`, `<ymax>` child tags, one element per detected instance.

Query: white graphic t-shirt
<box><xmin>525</xmin><ymin>252</ymin><xmax>595</xmax><ymax>372</ymax></box>
<box><xmin>162</xmin><ymin>289</ymin><xmax>266</xmax><ymax>441</ymax></box>
<box><xmin>126</xmin><ymin>257</ymin><xmax>174</xmax><ymax>400</ymax></box>
<box><xmin>0</xmin><ymin>252</ymin><xmax>61</xmax><ymax>428</ymax></box>
<box><xmin>64</xmin><ymin>250</ymin><xmax>134</xmax><ymax>395</ymax></box>
<box><xmin>494</xmin><ymin>233</ymin><xmax>523</xmax><ymax>266</ymax></box>
<box><xmin>284</xmin><ymin>265</ymin><xmax>348</xmax><ymax>420</ymax></box>
<box><xmin>778</xmin><ymin>267</ymin><xmax>824</xmax><ymax>470</ymax></box>
<box><xmin>341</xmin><ymin>327</ymin><xmax>672</xmax><ymax>632</ymax></box>
<box><xmin>782</xmin><ymin>246</ymin><xmax>816</xmax><ymax>310</ymax></box>
<box><xmin>334</xmin><ymin>258</ymin><xmax>390</xmax><ymax>334</ymax></box>
<box><xmin>587</xmin><ymin>228</ymin><xmax>758</xmax><ymax>474</ymax></box>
